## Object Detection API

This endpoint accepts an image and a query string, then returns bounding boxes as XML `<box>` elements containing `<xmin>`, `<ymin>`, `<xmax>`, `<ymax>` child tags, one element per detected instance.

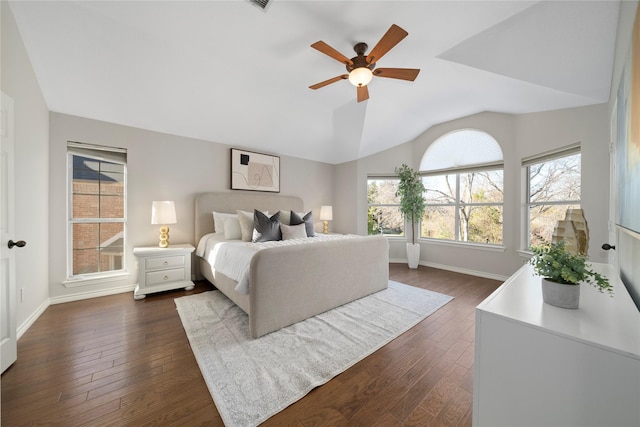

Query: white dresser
<box><xmin>133</xmin><ymin>244</ymin><xmax>195</xmax><ymax>300</ymax></box>
<box><xmin>473</xmin><ymin>262</ymin><xmax>640</xmax><ymax>427</ymax></box>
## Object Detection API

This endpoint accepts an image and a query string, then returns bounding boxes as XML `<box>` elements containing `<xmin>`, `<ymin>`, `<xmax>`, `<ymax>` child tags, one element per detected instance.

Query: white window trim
<box><xmin>420</xmin><ymin>168</ymin><xmax>504</xmax><ymax>245</ymax></box>
<box><xmin>523</xmin><ymin>143</ymin><xmax>581</xmax><ymax>250</ymax></box>
<box><xmin>67</xmin><ymin>142</ymin><xmax>128</xmax><ymax>284</ymax></box>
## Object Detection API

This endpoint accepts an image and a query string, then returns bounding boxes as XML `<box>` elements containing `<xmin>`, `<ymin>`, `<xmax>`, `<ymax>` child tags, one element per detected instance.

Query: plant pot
<box><xmin>541</xmin><ymin>278</ymin><xmax>580</xmax><ymax>309</ymax></box>
<box><xmin>406</xmin><ymin>243</ymin><xmax>420</xmax><ymax>269</ymax></box>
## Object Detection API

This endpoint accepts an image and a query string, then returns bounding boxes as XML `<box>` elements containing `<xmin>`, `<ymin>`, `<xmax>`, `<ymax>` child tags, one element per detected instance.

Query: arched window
<box><xmin>420</xmin><ymin>130</ymin><xmax>504</xmax><ymax>245</ymax></box>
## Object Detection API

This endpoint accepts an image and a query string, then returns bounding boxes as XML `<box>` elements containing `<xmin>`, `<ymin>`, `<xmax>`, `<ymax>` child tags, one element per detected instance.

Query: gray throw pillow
<box><xmin>290</xmin><ymin>211</ymin><xmax>314</xmax><ymax>237</ymax></box>
<box><xmin>253</xmin><ymin>210</ymin><xmax>282</xmax><ymax>242</ymax></box>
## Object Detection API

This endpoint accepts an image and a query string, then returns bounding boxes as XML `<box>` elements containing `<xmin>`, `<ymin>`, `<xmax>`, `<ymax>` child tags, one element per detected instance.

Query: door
<box><xmin>1</xmin><ymin>91</ymin><xmax>17</xmax><ymax>373</ymax></box>
<box><xmin>608</xmin><ymin>102</ymin><xmax>618</xmax><ymax>267</ymax></box>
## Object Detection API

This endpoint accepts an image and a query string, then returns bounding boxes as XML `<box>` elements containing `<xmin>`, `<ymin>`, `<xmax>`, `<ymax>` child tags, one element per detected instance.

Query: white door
<box><xmin>1</xmin><ymin>91</ymin><xmax>17</xmax><ymax>374</ymax></box>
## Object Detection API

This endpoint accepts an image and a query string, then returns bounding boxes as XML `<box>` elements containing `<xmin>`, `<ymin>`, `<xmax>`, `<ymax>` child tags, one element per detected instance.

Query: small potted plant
<box><xmin>528</xmin><ymin>240</ymin><xmax>613</xmax><ymax>309</ymax></box>
<box><xmin>395</xmin><ymin>163</ymin><xmax>426</xmax><ymax>269</ymax></box>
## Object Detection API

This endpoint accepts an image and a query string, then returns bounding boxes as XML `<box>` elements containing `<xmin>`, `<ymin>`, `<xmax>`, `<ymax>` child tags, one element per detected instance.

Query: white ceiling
<box><xmin>9</xmin><ymin>0</ymin><xmax>620</xmax><ymax>164</ymax></box>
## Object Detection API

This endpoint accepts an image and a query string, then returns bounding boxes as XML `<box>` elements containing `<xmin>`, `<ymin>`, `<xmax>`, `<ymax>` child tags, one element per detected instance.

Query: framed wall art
<box><xmin>230</xmin><ymin>148</ymin><xmax>280</xmax><ymax>193</ymax></box>
<box><xmin>616</xmin><ymin>8</ymin><xmax>640</xmax><ymax>235</ymax></box>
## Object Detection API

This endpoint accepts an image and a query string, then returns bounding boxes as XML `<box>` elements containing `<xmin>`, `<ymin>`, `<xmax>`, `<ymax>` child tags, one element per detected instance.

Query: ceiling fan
<box><xmin>309</xmin><ymin>24</ymin><xmax>420</xmax><ymax>102</ymax></box>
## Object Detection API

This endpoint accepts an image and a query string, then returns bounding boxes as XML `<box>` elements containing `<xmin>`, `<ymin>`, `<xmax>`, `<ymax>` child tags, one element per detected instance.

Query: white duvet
<box><xmin>196</xmin><ymin>233</ymin><xmax>355</xmax><ymax>294</ymax></box>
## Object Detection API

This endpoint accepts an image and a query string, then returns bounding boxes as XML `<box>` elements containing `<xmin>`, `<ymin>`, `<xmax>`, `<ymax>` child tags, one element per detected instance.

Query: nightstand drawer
<box><xmin>146</xmin><ymin>268</ymin><xmax>185</xmax><ymax>286</ymax></box>
<box><xmin>146</xmin><ymin>255</ymin><xmax>185</xmax><ymax>270</ymax></box>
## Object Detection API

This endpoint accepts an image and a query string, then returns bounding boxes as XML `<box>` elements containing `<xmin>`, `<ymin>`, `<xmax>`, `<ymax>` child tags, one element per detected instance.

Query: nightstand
<box><xmin>133</xmin><ymin>244</ymin><xmax>195</xmax><ymax>300</ymax></box>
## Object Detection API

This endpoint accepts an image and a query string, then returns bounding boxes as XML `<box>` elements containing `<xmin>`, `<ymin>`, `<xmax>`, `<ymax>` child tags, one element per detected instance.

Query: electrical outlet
<box><xmin>20</xmin><ymin>288</ymin><xmax>24</xmax><ymax>302</ymax></box>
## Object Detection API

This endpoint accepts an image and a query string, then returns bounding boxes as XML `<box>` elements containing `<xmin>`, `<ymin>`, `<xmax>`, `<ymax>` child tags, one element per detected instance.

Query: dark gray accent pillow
<box><xmin>290</xmin><ymin>211</ymin><xmax>314</xmax><ymax>237</ymax></box>
<box><xmin>253</xmin><ymin>210</ymin><xmax>282</xmax><ymax>242</ymax></box>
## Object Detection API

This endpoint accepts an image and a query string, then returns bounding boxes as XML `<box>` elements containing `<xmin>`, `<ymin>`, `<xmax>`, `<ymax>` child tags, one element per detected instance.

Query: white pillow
<box><xmin>280</xmin><ymin>223</ymin><xmax>308</xmax><ymax>240</ymax></box>
<box><xmin>237</xmin><ymin>210</ymin><xmax>269</xmax><ymax>242</ymax></box>
<box><xmin>223</xmin><ymin>217</ymin><xmax>242</xmax><ymax>240</ymax></box>
<box><xmin>213</xmin><ymin>212</ymin><xmax>237</xmax><ymax>235</ymax></box>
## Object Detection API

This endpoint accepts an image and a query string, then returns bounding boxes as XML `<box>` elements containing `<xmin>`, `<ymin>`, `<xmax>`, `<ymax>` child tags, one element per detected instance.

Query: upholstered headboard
<box><xmin>194</xmin><ymin>191</ymin><xmax>304</xmax><ymax>245</ymax></box>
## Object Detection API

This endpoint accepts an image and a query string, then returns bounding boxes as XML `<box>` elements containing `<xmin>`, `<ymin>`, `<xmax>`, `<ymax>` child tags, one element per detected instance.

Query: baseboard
<box><xmin>49</xmin><ymin>284</ymin><xmax>136</xmax><ymax>305</ymax></box>
<box><xmin>17</xmin><ymin>299</ymin><xmax>50</xmax><ymax>340</ymax></box>
<box><xmin>389</xmin><ymin>258</ymin><xmax>509</xmax><ymax>282</ymax></box>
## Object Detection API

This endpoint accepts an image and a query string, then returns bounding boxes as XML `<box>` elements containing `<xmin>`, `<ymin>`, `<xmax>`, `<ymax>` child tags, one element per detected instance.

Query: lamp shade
<box><xmin>151</xmin><ymin>201</ymin><xmax>177</xmax><ymax>225</ymax></box>
<box><xmin>319</xmin><ymin>205</ymin><xmax>333</xmax><ymax>221</ymax></box>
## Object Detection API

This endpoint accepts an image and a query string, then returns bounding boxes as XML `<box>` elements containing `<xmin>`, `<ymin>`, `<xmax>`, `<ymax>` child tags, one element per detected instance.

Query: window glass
<box><xmin>419</xmin><ymin>130</ymin><xmax>504</xmax><ymax>245</ymax></box>
<box><xmin>367</xmin><ymin>178</ymin><xmax>404</xmax><ymax>236</ymax></box>
<box><xmin>69</xmin><ymin>150</ymin><xmax>126</xmax><ymax>277</ymax></box>
<box><xmin>527</xmin><ymin>152</ymin><xmax>581</xmax><ymax>247</ymax></box>
<box><xmin>421</xmin><ymin>170</ymin><xmax>504</xmax><ymax>244</ymax></box>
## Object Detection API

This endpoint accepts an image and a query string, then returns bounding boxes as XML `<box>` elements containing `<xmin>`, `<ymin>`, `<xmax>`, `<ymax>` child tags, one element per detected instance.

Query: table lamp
<box><xmin>320</xmin><ymin>205</ymin><xmax>333</xmax><ymax>234</ymax></box>
<box><xmin>151</xmin><ymin>201</ymin><xmax>176</xmax><ymax>248</ymax></box>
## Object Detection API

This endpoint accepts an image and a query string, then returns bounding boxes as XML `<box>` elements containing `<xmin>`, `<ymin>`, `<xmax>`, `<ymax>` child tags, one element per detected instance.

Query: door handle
<box><xmin>7</xmin><ymin>240</ymin><xmax>26</xmax><ymax>249</ymax></box>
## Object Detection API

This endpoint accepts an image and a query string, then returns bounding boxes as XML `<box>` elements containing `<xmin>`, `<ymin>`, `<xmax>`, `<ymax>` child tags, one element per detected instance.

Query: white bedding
<box><xmin>196</xmin><ymin>233</ymin><xmax>356</xmax><ymax>294</ymax></box>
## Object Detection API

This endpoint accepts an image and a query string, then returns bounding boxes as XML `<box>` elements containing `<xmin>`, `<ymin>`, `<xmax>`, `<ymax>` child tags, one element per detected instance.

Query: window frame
<box><xmin>523</xmin><ymin>144</ymin><xmax>581</xmax><ymax>250</ymax></box>
<box><xmin>66</xmin><ymin>141</ymin><xmax>128</xmax><ymax>280</ymax></box>
<box><xmin>366</xmin><ymin>176</ymin><xmax>405</xmax><ymax>238</ymax></box>
<box><xmin>420</xmin><ymin>164</ymin><xmax>504</xmax><ymax>246</ymax></box>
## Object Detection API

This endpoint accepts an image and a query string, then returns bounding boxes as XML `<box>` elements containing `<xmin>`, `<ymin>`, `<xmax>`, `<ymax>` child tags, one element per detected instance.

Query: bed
<box><xmin>194</xmin><ymin>191</ymin><xmax>390</xmax><ymax>338</ymax></box>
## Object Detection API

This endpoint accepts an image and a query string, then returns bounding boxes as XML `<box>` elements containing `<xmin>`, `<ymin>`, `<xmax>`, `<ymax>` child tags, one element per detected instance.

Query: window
<box><xmin>67</xmin><ymin>142</ymin><xmax>127</xmax><ymax>278</ymax></box>
<box><xmin>419</xmin><ymin>130</ymin><xmax>504</xmax><ymax>245</ymax></box>
<box><xmin>524</xmin><ymin>145</ymin><xmax>581</xmax><ymax>248</ymax></box>
<box><xmin>367</xmin><ymin>177</ymin><xmax>404</xmax><ymax>236</ymax></box>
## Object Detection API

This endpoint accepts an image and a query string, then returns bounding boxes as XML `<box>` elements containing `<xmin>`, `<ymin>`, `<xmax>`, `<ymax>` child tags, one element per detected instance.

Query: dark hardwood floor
<box><xmin>1</xmin><ymin>264</ymin><xmax>501</xmax><ymax>426</ymax></box>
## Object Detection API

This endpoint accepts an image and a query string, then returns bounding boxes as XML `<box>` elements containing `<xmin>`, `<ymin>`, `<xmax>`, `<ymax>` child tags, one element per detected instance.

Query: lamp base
<box><xmin>322</xmin><ymin>220</ymin><xmax>329</xmax><ymax>234</ymax></box>
<box><xmin>159</xmin><ymin>225</ymin><xmax>170</xmax><ymax>248</ymax></box>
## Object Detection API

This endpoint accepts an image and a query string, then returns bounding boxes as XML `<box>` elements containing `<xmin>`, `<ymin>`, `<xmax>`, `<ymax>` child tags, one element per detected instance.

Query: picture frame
<box><xmin>230</xmin><ymin>148</ymin><xmax>280</xmax><ymax>193</ymax></box>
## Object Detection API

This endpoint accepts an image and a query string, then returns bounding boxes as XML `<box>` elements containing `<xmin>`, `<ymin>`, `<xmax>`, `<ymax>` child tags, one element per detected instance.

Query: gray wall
<box><xmin>1</xmin><ymin>2</ymin><xmax>51</xmax><ymax>331</ymax></box>
<box><xmin>48</xmin><ymin>113</ymin><xmax>335</xmax><ymax>298</ymax></box>
<box><xmin>335</xmin><ymin>105</ymin><xmax>610</xmax><ymax>280</ymax></box>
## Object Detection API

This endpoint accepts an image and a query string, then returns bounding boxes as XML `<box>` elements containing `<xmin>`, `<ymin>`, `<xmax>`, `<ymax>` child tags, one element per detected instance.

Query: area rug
<box><xmin>174</xmin><ymin>280</ymin><xmax>453</xmax><ymax>427</ymax></box>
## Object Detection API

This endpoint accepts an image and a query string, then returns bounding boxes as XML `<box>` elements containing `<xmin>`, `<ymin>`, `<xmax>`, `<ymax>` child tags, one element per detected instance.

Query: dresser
<box><xmin>133</xmin><ymin>244</ymin><xmax>195</xmax><ymax>300</ymax></box>
<box><xmin>473</xmin><ymin>262</ymin><xmax>640</xmax><ymax>426</ymax></box>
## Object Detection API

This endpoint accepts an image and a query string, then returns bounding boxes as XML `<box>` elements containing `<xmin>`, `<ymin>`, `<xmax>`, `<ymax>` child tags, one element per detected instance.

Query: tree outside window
<box><xmin>526</xmin><ymin>151</ymin><xmax>581</xmax><ymax>247</ymax></box>
<box><xmin>421</xmin><ymin>170</ymin><xmax>504</xmax><ymax>244</ymax></box>
<box><xmin>367</xmin><ymin>178</ymin><xmax>404</xmax><ymax>236</ymax></box>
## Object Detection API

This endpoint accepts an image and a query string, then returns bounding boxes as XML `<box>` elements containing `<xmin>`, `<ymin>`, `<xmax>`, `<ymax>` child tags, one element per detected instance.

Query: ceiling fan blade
<box><xmin>309</xmin><ymin>75</ymin><xmax>349</xmax><ymax>90</ymax></box>
<box><xmin>366</xmin><ymin>24</ymin><xmax>408</xmax><ymax>64</ymax></box>
<box><xmin>357</xmin><ymin>85</ymin><xmax>369</xmax><ymax>102</ymax></box>
<box><xmin>311</xmin><ymin>41</ymin><xmax>353</xmax><ymax>66</ymax></box>
<box><xmin>373</xmin><ymin>68</ymin><xmax>420</xmax><ymax>81</ymax></box>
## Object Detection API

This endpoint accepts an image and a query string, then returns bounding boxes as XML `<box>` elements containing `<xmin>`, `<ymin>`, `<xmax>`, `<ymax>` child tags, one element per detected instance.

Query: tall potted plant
<box><xmin>395</xmin><ymin>163</ymin><xmax>426</xmax><ymax>269</ymax></box>
<box><xmin>528</xmin><ymin>240</ymin><xmax>612</xmax><ymax>308</ymax></box>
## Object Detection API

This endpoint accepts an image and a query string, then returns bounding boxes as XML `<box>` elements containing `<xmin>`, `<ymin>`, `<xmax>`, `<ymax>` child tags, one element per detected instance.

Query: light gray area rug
<box><xmin>174</xmin><ymin>280</ymin><xmax>453</xmax><ymax>427</ymax></box>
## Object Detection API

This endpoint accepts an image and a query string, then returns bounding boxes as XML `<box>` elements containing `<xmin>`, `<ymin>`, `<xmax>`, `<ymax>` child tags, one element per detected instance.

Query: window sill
<box><xmin>63</xmin><ymin>272</ymin><xmax>131</xmax><ymax>288</ymax></box>
<box><xmin>417</xmin><ymin>238</ymin><xmax>506</xmax><ymax>252</ymax></box>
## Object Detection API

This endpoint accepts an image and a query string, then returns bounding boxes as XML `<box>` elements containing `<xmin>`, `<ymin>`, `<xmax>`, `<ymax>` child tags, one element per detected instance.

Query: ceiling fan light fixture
<box><xmin>348</xmin><ymin>67</ymin><xmax>373</xmax><ymax>87</ymax></box>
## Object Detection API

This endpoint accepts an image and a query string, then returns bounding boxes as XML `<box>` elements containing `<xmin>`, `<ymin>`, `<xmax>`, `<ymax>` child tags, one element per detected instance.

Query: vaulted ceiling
<box><xmin>9</xmin><ymin>1</ymin><xmax>620</xmax><ymax>164</ymax></box>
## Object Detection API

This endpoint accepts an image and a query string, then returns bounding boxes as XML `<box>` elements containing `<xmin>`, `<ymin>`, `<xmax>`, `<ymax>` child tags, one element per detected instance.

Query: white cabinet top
<box><xmin>133</xmin><ymin>244</ymin><xmax>195</xmax><ymax>256</ymax></box>
<box><xmin>477</xmin><ymin>262</ymin><xmax>640</xmax><ymax>359</ymax></box>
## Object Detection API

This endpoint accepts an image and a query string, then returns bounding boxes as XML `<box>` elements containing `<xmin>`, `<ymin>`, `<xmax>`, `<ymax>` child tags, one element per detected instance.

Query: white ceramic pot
<box><xmin>541</xmin><ymin>278</ymin><xmax>580</xmax><ymax>309</ymax></box>
<box><xmin>406</xmin><ymin>243</ymin><xmax>420</xmax><ymax>269</ymax></box>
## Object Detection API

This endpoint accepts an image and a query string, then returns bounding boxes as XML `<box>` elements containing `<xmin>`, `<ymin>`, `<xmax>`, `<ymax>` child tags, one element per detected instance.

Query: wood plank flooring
<box><xmin>1</xmin><ymin>264</ymin><xmax>501</xmax><ymax>426</ymax></box>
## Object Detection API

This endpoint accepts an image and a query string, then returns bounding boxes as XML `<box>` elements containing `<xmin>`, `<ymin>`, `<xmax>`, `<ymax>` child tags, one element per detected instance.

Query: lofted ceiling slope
<box><xmin>8</xmin><ymin>0</ymin><xmax>620</xmax><ymax>164</ymax></box>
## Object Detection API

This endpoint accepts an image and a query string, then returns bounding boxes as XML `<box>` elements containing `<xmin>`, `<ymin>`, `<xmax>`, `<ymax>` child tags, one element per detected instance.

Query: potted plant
<box><xmin>395</xmin><ymin>163</ymin><xmax>426</xmax><ymax>269</ymax></box>
<box><xmin>528</xmin><ymin>240</ymin><xmax>613</xmax><ymax>309</ymax></box>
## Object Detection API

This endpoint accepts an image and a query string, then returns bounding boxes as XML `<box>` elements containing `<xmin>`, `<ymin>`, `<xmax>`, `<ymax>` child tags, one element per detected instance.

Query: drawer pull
<box><xmin>163</xmin><ymin>261</ymin><xmax>169</xmax><ymax>266</ymax></box>
<box><xmin>163</xmin><ymin>275</ymin><xmax>169</xmax><ymax>280</ymax></box>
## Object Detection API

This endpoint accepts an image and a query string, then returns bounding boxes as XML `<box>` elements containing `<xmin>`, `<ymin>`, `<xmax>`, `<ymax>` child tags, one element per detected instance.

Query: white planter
<box><xmin>541</xmin><ymin>278</ymin><xmax>580</xmax><ymax>309</ymax></box>
<box><xmin>406</xmin><ymin>243</ymin><xmax>420</xmax><ymax>269</ymax></box>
